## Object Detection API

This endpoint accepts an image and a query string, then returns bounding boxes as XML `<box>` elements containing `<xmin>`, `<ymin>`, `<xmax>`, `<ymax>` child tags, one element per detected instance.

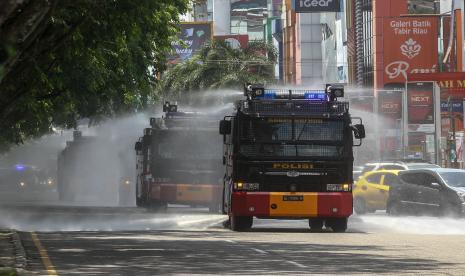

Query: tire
<box><xmin>308</xmin><ymin>218</ymin><xmax>324</xmax><ymax>230</ymax></box>
<box><xmin>230</xmin><ymin>215</ymin><xmax>253</xmax><ymax>231</ymax></box>
<box><xmin>136</xmin><ymin>195</ymin><xmax>145</xmax><ymax>207</ymax></box>
<box><xmin>387</xmin><ymin>201</ymin><xmax>402</xmax><ymax>216</ymax></box>
<box><xmin>441</xmin><ymin>203</ymin><xmax>460</xmax><ymax>218</ymax></box>
<box><xmin>354</xmin><ymin>197</ymin><xmax>367</xmax><ymax>215</ymax></box>
<box><xmin>327</xmin><ymin>218</ymin><xmax>347</xmax><ymax>233</ymax></box>
<box><xmin>135</xmin><ymin>177</ymin><xmax>144</xmax><ymax>207</ymax></box>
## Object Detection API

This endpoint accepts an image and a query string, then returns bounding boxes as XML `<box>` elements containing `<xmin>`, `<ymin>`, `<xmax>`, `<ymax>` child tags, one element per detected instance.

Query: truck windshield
<box><xmin>239</xmin><ymin>117</ymin><xmax>345</xmax><ymax>157</ymax></box>
<box><xmin>155</xmin><ymin>130</ymin><xmax>221</xmax><ymax>160</ymax></box>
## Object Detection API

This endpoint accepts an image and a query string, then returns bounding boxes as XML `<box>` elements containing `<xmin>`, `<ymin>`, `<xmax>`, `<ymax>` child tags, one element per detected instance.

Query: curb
<box><xmin>10</xmin><ymin>231</ymin><xmax>27</xmax><ymax>271</ymax></box>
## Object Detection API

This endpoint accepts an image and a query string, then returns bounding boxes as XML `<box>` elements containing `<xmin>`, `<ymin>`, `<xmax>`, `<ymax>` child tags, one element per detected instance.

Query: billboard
<box><xmin>377</xmin><ymin>90</ymin><xmax>403</xmax><ymax>158</ymax></box>
<box><xmin>407</xmin><ymin>82</ymin><xmax>434</xmax><ymax>131</ymax></box>
<box><xmin>168</xmin><ymin>22</ymin><xmax>212</xmax><ymax>65</ymax></box>
<box><xmin>378</xmin><ymin>91</ymin><xmax>402</xmax><ymax>120</ymax></box>
<box><xmin>214</xmin><ymin>35</ymin><xmax>249</xmax><ymax>49</ymax></box>
<box><xmin>293</xmin><ymin>0</ymin><xmax>341</xmax><ymax>13</ymax></box>
<box><xmin>383</xmin><ymin>17</ymin><xmax>438</xmax><ymax>85</ymax></box>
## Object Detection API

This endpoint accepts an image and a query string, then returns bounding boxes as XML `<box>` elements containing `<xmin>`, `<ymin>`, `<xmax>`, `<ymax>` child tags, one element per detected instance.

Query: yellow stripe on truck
<box><xmin>269</xmin><ymin>192</ymin><xmax>318</xmax><ymax>217</ymax></box>
<box><xmin>176</xmin><ymin>184</ymin><xmax>213</xmax><ymax>203</ymax></box>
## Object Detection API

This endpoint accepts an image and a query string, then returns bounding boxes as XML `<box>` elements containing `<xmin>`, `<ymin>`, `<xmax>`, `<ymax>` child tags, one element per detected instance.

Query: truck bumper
<box><xmin>231</xmin><ymin>192</ymin><xmax>352</xmax><ymax>218</ymax></box>
<box><xmin>150</xmin><ymin>183</ymin><xmax>221</xmax><ymax>206</ymax></box>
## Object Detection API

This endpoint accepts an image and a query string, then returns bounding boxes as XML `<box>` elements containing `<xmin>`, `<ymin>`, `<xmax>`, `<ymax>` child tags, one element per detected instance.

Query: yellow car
<box><xmin>353</xmin><ymin>170</ymin><xmax>401</xmax><ymax>214</ymax></box>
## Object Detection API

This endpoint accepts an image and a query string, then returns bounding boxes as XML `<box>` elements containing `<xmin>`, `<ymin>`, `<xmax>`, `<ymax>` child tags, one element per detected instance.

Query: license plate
<box><xmin>283</xmin><ymin>195</ymin><xmax>304</xmax><ymax>201</ymax></box>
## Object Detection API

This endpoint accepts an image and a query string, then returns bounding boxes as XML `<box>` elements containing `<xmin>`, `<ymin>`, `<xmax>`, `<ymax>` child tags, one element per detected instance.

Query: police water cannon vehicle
<box><xmin>135</xmin><ymin>102</ymin><xmax>223</xmax><ymax>211</ymax></box>
<box><xmin>220</xmin><ymin>84</ymin><xmax>365</xmax><ymax>232</ymax></box>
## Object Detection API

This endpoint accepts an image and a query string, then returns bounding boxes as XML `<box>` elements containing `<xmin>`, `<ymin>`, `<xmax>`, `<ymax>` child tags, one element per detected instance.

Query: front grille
<box><xmin>261</xmin><ymin>176</ymin><xmax>327</xmax><ymax>192</ymax></box>
<box><xmin>236</xmin><ymin>160</ymin><xmax>351</xmax><ymax>192</ymax></box>
<box><xmin>239</xmin><ymin>144</ymin><xmax>343</xmax><ymax>158</ymax></box>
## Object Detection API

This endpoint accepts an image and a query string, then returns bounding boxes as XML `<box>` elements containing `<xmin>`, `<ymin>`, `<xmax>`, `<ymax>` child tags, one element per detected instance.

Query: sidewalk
<box><xmin>0</xmin><ymin>231</ymin><xmax>22</xmax><ymax>276</ymax></box>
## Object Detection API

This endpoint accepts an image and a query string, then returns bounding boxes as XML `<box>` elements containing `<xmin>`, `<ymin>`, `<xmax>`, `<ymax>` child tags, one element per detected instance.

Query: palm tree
<box><xmin>159</xmin><ymin>40</ymin><xmax>277</xmax><ymax>98</ymax></box>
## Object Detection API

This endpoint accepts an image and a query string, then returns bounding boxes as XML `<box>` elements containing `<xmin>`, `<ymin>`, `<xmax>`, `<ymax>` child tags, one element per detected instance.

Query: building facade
<box><xmin>346</xmin><ymin>0</ymin><xmax>465</xmax><ymax>165</ymax></box>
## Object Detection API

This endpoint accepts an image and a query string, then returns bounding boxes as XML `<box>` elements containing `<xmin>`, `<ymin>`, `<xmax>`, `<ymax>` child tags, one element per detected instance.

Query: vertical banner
<box><xmin>407</xmin><ymin>82</ymin><xmax>434</xmax><ymax>131</ymax></box>
<box><xmin>383</xmin><ymin>17</ymin><xmax>438</xmax><ymax>85</ymax></box>
<box><xmin>405</xmin><ymin>81</ymin><xmax>440</xmax><ymax>163</ymax></box>
<box><xmin>168</xmin><ymin>22</ymin><xmax>212</xmax><ymax>65</ymax></box>
<box><xmin>377</xmin><ymin>90</ymin><xmax>403</xmax><ymax>159</ymax></box>
<box><xmin>378</xmin><ymin>90</ymin><xmax>402</xmax><ymax>125</ymax></box>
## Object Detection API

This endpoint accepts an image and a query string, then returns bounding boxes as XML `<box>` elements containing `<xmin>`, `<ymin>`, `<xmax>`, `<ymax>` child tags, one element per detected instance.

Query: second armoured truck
<box><xmin>135</xmin><ymin>102</ymin><xmax>223</xmax><ymax>211</ymax></box>
<box><xmin>219</xmin><ymin>84</ymin><xmax>365</xmax><ymax>232</ymax></box>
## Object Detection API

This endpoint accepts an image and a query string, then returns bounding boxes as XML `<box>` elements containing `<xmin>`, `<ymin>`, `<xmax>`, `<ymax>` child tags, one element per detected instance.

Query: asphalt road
<box><xmin>2</xmin><ymin>205</ymin><xmax>465</xmax><ymax>275</ymax></box>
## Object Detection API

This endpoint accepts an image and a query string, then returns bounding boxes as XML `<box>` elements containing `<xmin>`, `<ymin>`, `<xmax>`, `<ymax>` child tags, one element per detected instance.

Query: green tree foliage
<box><xmin>0</xmin><ymin>0</ymin><xmax>189</xmax><ymax>150</ymax></box>
<box><xmin>159</xmin><ymin>40</ymin><xmax>277</xmax><ymax>98</ymax></box>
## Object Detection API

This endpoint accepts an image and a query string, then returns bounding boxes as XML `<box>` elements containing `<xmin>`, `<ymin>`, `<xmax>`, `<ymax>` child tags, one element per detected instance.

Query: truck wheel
<box><xmin>327</xmin><ymin>218</ymin><xmax>347</xmax><ymax>233</ymax></box>
<box><xmin>354</xmin><ymin>198</ymin><xmax>367</xmax><ymax>215</ymax></box>
<box><xmin>147</xmin><ymin>201</ymin><xmax>167</xmax><ymax>212</ymax></box>
<box><xmin>230</xmin><ymin>215</ymin><xmax>253</xmax><ymax>231</ymax></box>
<box><xmin>308</xmin><ymin>218</ymin><xmax>324</xmax><ymax>230</ymax></box>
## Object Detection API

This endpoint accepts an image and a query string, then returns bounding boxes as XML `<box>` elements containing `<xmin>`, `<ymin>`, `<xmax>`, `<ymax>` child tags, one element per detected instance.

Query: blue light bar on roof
<box><xmin>259</xmin><ymin>89</ymin><xmax>327</xmax><ymax>101</ymax></box>
<box><xmin>263</xmin><ymin>90</ymin><xmax>277</xmax><ymax>99</ymax></box>
<box><xmin>304</xmin><ymin>91</ymin><xmax>327</xmax><ymax>101</ymax></box>
<box><xmin>15</xmin><ymin>164</ymin><xmax>25</xmax><ymax>171</ymax></box>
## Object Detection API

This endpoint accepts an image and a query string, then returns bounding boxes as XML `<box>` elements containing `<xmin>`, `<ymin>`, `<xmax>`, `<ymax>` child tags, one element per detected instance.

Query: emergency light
<box><xmin>15</xmin><ymin>164</ymin><xmax>25</xmax><ymax>171</ymax></box>
<box><xmin>257</xmin><ymin>89</ymin><xmax>327</xmax><ymax>101</ymax></box>
<box><xmin>304</xmin><ymin>91</ymin><xmax>327</xmax><ymax>101</ymax></box>
<box><xmin>245</xmin><ymin>83</ymin><xmax>344</xmax><ymax>101</ymax></box>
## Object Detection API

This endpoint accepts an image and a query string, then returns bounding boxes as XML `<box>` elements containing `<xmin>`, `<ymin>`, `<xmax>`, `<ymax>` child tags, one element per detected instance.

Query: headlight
<box><xmin>327</xmin><ymin>184</ymin><xmax>351</xmax><ymax>192</ymax></box>
<box><xmin>47</xmin><ymin>179</ymin><xmax>54</xmax><ymax>186</ymax></box>
<box><xmin>124</xmin><ymin>180</ymin><xmax>131</xmax><ymax>185</ymax></box>
<box><xmin>19</xmin><ymin>182</ymin><xmax>26</xmax><ymax>188</ymax></box>
<box><xmin>234</xmin><ymin>182</ymin><xmax>259</xmax><ymax>191</ymax></box>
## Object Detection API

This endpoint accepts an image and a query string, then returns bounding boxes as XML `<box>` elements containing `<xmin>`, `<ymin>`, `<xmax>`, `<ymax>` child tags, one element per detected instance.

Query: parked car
<box><xmin>361</xmin><ymin>161</ymin><xmax>440</xmax><ymax>174</ymax></box>
<box><xmin>387</xmin><ymin>168</ymin><xmax>465</xmax><ymax>217</ymax></box>
<box><xmin>353</xmin><ymin>166</ymin><xmax>364</xmax><ymax>183</ymax></box>
<box><xmin>353</xmin><ymin>170</ymin><xmax>402</xmax><ymax>214</ymax></box>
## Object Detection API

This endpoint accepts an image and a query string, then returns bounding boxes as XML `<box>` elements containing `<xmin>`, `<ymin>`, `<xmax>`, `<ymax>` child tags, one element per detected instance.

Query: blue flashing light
<box><xmin>262</xmin><ymin>90</ymin><xmax>277</xmax><ymax>99</ymax></box>
<box><xmin>304</xmin><ymin>91</ymin><xmax>327</xmax><ymax>101</ymax></box>
<box><xmin>258</xmin><ymin>89</ymin><xmax>328</xmax><ymax>101</ymax></box>
<box><xmin>15</xmin><ymin>164</ymin><xmax>25</xmax><ymax>171</ymax></box>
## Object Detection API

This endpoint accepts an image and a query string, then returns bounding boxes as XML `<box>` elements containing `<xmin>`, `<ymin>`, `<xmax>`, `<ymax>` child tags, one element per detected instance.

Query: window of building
<box><xmin>230</xmin><ymin>0</ymin><xmax>268</xmax><ymax>40</ymax></box>
<box><xmin>408</xmin><ymin>0</ymin><xmax>439</xmax><ymax>14</ymax></box>
<box><xmin>362</xmin><ymin>0</ymin><xmax>373</xmax><ymax>87</ymax></box>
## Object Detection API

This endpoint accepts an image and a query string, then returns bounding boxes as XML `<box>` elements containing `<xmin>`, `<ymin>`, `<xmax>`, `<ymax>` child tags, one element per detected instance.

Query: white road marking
<box><xmin>251</xmin><ymin>248</ymin><xmax>268</xmax><ymax>254</ymax></box>
<box><xmin>285</xmin><ymin>260</ymin><xmax>307</xmax><ymax>268</ymax></box>
<box><xmin>225</xmin><ymin>239</ymin><xmax>237</xmax><ymax>244</ymax></box>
